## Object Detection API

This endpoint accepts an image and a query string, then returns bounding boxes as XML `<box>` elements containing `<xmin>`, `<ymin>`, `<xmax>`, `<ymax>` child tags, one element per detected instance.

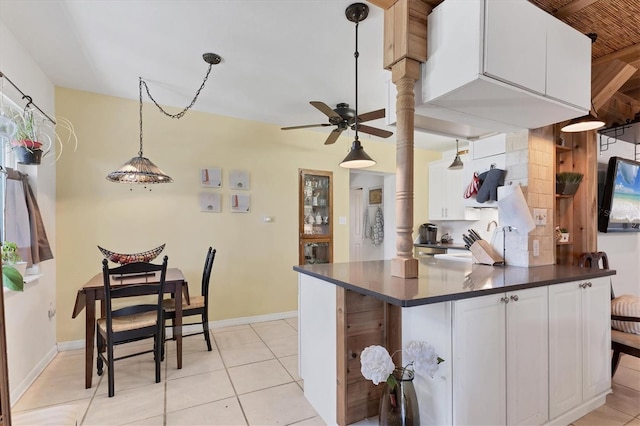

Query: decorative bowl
<box><xmin>98</xmin><ymin>244</ymin><xmax>166</xmax><ymax>265</ymax></box>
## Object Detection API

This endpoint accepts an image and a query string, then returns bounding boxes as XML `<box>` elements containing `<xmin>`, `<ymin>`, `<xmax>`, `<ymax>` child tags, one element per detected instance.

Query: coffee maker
<box><xmin>419</xmin><ymin>223</ymin><xmax>438</xmax><ymax>244</ymax></box>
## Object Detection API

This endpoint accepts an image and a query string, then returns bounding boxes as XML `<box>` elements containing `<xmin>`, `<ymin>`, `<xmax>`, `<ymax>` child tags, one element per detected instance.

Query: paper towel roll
<box><xmin>497</xmin><ymin>185</ymin><xmax>535</xmax><ymax>233</ymax></box>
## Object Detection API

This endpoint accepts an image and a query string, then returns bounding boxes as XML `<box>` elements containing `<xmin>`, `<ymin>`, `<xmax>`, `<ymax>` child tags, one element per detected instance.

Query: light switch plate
<box><xmin>533</xmin><ymin>208</ymin><xmax>547</xmax><ymax>225</ymax></box>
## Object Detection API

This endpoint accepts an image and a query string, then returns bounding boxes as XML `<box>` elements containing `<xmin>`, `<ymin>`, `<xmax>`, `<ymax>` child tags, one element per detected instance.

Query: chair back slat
<box><xmin>201</xmin><ymin>247</ymin><xmax>216</xmax><ymax>299</ymax></box>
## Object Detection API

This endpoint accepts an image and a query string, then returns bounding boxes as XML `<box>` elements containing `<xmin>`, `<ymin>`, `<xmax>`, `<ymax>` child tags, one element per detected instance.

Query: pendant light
<box><xmin>106</xmin><ymin>53</ymin><xmax>222</xmax><ymax>186</ymax></box>
<box><xmin>340</xmin><ymin>3</ymin><xmax>376</xmax><ymax>169</ymax></box>
<box><xmin>448</xmin><ymin>139</ymin><xmax>464</xmax><ymax>170</ymax></box>
<box><xmin>560</xmin><ymin>111</ymin><xmax>605</xmax><ymax>132</ymax></box>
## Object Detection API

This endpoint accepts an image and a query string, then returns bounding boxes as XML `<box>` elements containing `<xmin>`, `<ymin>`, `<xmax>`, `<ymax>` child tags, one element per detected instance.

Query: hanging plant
<box><xmin>9</xmin><ymin>107</ymin><xmax>47</xmax><ymax>165</ymax></box>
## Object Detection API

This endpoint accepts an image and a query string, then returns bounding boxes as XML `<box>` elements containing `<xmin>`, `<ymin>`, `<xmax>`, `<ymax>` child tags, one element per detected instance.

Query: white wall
<box><xmin>596</xmin><ymin>138</ymin><xmax>640</xmax><ymax>297</ymax></box>
<box><xmin>350</xmin><ymin>171</ymin><xmax>391</xmax><ymax>260</ymax></box>
<box><xmin>0</xmin><ymin>21</ymin><xmax>58</xmax><ymax>404</ymax></box>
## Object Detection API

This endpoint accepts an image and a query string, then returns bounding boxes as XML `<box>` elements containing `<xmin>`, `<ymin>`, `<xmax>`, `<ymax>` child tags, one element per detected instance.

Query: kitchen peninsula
<box><xmin>294</xmin><ymin>258</ymin><xmax>616</xmax><ymax>426</ymax></box>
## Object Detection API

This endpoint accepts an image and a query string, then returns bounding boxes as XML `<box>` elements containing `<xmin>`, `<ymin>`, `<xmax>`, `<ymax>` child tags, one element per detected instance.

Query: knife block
<box><xmin>470</xmin><ymin>240</ymin><xmax>504</xmax><ymax>265</ymax></box>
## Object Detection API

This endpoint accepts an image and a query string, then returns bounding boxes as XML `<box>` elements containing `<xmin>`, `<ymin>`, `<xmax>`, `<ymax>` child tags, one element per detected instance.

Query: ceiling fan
<box><xmin>281</xmin><ymin>3</ymin><xmax>393</xmax><ymax>147</ymax></box>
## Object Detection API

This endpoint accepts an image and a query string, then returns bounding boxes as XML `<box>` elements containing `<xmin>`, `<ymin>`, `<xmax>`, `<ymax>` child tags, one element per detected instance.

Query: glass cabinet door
<box><xmin>299</xmin><ymin>169</ymin><xmax>333</xmax><ymax>265</ymax></box>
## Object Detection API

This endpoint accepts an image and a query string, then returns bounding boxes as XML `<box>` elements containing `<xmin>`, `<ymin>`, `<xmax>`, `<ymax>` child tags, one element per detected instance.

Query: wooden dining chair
<box><xmin>96</xmin><ymin>256</ymin><xmax>168</xmax><ymax>397</ymax></box>
<box><xmin>164</xmin><ymin>247</ymin><xmax>216</xmax><ymax>351</ymax></box>
<box><xmin>578</xmin><ymin>251</ymin><xmax>640</xmax><ymax>377</ymax></box>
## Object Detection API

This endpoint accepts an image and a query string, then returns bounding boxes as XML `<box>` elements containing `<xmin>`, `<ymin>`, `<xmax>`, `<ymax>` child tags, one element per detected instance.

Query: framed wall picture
<box><xmin>230</xmin><ymin>193</ymin><xmax>250</xmax><ymax>212</ymax></box>
<box><xmin>201</xmin><ymin>167</ymin><xmax>222</xmax><ymax>187</ymax></box>
<box><xmin>229</xmin><ymin>170</ymin><xmax>250</xmax><ymax>190</ymax></box>
<box><xmin>199</xmin><ymin>192</ymin><xmax>221</xmax><ymax>212</ymax></box>
<box><xmin>369</xmin><ymin>187</ymin><xmax>383</xmax><ymax>205</ymax></box>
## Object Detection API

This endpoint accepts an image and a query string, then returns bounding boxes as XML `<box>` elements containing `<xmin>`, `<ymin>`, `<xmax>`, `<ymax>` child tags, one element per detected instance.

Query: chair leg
<box><xmin>107</xmin><ymin>339</ymin><xmax>115</xmax><ymax>397</ymax></box>
<box><xmin>154</xmin><ymin>335</ymin><xmax>161</xmax><ymax>383</ymax></box>
<box><xmin>96</xmin><ymin>327</ymin><xmax>104</xmax><ymax>376</ymax></box>
<box><xmin>202</xmin><ymin>312</ymin><xmax>212</xmax><ymax>351</ymax></box>
<box><xmin>612</xmin><ymin>350</ymin><xmax>622</xmax><ymax>377</ymax></box>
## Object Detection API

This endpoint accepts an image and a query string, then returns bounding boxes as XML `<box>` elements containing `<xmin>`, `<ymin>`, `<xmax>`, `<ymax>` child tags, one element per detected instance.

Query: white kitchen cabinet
<box><xmin>548</xmin><ymin>277</ymin><xmax>611</xmax><ymax>421</ymax></box>
<box><xmin>453</xmin><ymin>286</ymin><xmax>548</xmax><ymax>425</ymax></box>
<box><xmin>421</xmin><ymin>0</ymin><xmax>590</xmax><ymax>131</ymax></box>
<box><xmin>428</xmin><ymin>156</ymin><xmax>480</xmax><ymax>220</ymax></box>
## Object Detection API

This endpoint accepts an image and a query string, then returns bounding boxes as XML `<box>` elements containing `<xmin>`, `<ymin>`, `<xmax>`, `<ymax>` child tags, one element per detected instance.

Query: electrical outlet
<box><xmin>533</xmin><ymin>240</ymin><xmax>540</xmax><ymax>257</ymax></box>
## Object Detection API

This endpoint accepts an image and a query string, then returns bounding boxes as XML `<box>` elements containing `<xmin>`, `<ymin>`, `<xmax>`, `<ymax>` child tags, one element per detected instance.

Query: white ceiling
<box><xmin>0</xmin><ymin>0</ymin><xmax>459</xmax><ymax>152</ymax></box>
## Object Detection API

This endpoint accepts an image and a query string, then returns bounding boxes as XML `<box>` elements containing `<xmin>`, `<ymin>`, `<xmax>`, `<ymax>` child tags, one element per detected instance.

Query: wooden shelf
<box><xmin>556</xmin><ymin>241</ymin><xmax>573</xmax><ymax>246</ymax></box>
<box><xmin>556</xmin><ymin>194</ymin><xmax>574</xmax><ymax>199</ymax></box>
<box><xmin>555</xmin><ymin>144</ymin><xmax>572</xmax><ymax>153</ymax></box>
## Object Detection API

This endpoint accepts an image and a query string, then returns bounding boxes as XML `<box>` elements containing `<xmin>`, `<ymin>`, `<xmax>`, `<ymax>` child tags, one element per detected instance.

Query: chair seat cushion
<box><xmin>162</xmin><ymin>295</ymin><xmax>205</xmax><ymax>311</ymax></box>
<box><xmin>97</xmin><ymin>311</ymin><xmax>157</xmax><ymax>333</ymax></box>
<box><xmin>612</xmin><ymin>295</ymin><xmax>640</xmax><ymax>335</ymax></box>
<box><xmin>612</xmin><ymin>329</ymin><xmax>640</xmax><ymax>349</ymax></box>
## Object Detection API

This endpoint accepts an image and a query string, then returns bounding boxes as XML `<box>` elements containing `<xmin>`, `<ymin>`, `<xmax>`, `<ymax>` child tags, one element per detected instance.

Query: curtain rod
<box><xmin>0</xmin><ymin>70</ymin><xmax>56</xmax><ymax>125</ymax></box>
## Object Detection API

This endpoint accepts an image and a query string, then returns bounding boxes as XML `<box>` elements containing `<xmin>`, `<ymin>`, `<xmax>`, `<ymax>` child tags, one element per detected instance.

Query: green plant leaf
<box><xmin>2</xmin><ymin>265</ymin><xmax>24</xmax><ymax>291</ymax></box>
<box><xmin>386</xmin><ymin>374</ymin><xmax>398</xmax><ymax>390</ymax></box>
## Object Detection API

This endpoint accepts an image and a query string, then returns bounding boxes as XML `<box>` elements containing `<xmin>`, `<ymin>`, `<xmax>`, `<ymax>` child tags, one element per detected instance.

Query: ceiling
<box><xmin>1</xmin><ymin>0</ymin><xmax>639</xmax><ymax>152</ymax></box>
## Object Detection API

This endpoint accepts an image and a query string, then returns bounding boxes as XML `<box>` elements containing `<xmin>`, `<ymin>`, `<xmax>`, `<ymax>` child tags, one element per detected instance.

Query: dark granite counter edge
<box><xmin>293</xmin><ymin>265</ymin><xmax>616</xmax><ymax>308</ymax></box>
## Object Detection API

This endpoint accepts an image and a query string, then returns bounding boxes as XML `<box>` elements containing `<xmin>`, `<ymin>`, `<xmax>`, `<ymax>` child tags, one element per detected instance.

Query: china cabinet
<box><xmin>299</xmin><ymin>169</ymin><xmax>333</xmax><ymax>265</ymax></box>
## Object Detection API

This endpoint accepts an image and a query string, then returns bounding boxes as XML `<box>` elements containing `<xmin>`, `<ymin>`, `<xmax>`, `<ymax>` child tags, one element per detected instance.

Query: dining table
<box><xmin>72</xmin><ymin>267</ymin><xmax>189</xmax><ymax>389</ymax></box>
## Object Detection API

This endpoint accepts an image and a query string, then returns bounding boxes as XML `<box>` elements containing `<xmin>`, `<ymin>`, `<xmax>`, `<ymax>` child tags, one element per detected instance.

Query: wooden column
<box><xmin>391</xmin><ymin>59</ymin><xmax>420</xmax><ymax>278</ymax></box>
<box><xmin>382</xmin><ymin>0</ymin><xmax>430</xmax><ymax>278</ymax></box>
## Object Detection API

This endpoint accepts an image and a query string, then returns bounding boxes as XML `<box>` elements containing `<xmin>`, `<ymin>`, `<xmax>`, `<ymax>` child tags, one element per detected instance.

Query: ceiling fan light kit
<box><xmin>106</xmin><ymin>52</ymin><xmax>221</xmax><ymax>187</ymax></box>
<box><xmin>340</xmin><ymin>139</ymin><xmax>376</xmax><ymax>168</ymax></box>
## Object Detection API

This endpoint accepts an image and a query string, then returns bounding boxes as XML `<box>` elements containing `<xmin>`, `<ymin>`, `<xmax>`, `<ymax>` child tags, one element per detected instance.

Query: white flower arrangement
<box><xmin>360</xmin><ymin>340</ymin><xmax>444</xmax><ymax>389</ymax></box>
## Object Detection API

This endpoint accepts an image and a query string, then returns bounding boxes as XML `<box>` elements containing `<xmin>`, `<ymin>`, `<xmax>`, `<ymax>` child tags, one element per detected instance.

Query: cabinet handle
<box><xmin>586</xmin><ymin>282</ymin><xmax>592</xmax><ymax>288</ymax></box>
<box><xmin>579</xmin><ymin>283</ymin><xmax>585</xmax><ymax>289</ymax></box>
<box><xmin>510</xmin><ymin>295</ymin><xmax>519</xmax><ymax>302</ymax></box>
<box><xmin>500</xmin><ymin>296</ymin><xmax>509</xmax><ymax>304</ymax></box>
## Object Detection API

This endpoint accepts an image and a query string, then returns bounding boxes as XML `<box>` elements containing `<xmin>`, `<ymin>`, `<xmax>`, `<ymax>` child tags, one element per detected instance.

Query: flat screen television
<box><xmin>598</xmin><ymin>156</ymin><xmax>640</xmax><ymax>232</ymax></box>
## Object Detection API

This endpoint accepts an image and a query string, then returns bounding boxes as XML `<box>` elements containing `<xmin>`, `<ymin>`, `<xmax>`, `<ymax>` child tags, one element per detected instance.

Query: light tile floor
<box><xmin>10</xmin><ymin>318</ymin><xmax>640</xmax><ymax>425</ymax></box>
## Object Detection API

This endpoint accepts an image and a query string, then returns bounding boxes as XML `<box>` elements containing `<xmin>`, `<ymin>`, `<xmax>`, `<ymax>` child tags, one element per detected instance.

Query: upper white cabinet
<box><xmin>429</xmin><ymin>155</ymin><xmax>480</xmax><ymax>220</ymax></box>
<box><xmin>421</xmin><ymin>0</ymin><xmax>591</xmax><ymax>131</ymax></box>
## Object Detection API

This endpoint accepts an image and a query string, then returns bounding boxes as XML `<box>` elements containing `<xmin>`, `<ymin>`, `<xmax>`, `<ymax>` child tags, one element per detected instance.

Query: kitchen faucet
<box><xmin>487</xmin><ymin>220</ymin><xmax>498</xmax><ymax>232</ymax></box>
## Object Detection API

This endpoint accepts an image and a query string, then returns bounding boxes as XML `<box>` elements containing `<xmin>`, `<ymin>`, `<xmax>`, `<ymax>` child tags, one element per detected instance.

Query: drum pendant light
<box><xmin>106</xmin><ymin>53</ymin><xmax>222</xmax><ymax>187</ymax></box>
<box><xmin>340</xmin><ymin>3</ymin><xmax>376</xmax><ymax>169</ymax></box>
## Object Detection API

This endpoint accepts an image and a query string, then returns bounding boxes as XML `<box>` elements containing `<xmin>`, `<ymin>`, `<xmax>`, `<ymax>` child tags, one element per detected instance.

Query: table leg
<box><xmin>175</xmin><ymin>283</ymin><xmax>183</xmax><ymax>369</ymax></box>
<box><xmin>85</xmin><ymin>291</ymin><xmax>96</xmax><ymax>389</ymax></box>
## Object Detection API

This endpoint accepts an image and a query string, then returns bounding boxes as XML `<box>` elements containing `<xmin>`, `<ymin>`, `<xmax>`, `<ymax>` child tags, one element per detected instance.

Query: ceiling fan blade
<box><xmin>281</xmin><ymin>123</ymin><xmax>332</xmax><ymax>130</ymax></box>
<box><xmin>354</xmin><ymin>124</ymin><xmax>393</xmax><ymax>138</ymax></box>
<box><xmin>324</xmin><ymin>129</ymin><xmax>344</xmax><ymax>145</ymax></box>
<box><xmin>357</xmin><ymin>108</ymin><xmax>385</xmax><ymax>123</ymax></box>
<box><xmin>310</xmin><ymin>101</ymin><xmax>341</xmax><ymax>120</ymax></box>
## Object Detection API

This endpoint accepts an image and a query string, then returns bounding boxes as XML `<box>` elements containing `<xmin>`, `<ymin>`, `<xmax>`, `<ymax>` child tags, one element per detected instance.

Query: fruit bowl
<box><xmin>98</xmin><ymin>244</ymin><xmax>166</xmax><ymax>265</ymax></box>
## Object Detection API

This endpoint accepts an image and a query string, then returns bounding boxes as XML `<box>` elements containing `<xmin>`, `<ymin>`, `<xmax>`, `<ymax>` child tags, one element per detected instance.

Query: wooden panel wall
<box><xmin>336</xmin><ymin>289</ymin><xmax>402</xmax><ymax>425</ymax></box>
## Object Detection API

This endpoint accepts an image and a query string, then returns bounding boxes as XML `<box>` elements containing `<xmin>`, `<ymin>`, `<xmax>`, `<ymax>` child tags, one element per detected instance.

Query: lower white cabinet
<box><xmin>453</xmin><ymin>286</ymin><xmax>548</xmax><ymax>425</ymax></box>
<box><xmin>548</xmin><ymin>277</ymin><xmax>611</xmax><ymax>420</ymax></box>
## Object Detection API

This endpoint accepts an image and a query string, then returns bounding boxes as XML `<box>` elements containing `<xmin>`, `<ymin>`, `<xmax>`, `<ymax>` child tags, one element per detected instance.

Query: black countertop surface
<box><xmin>414</xmin><ymin>242</ymin><xmax>469</xmax><ymax>251</ymax></box>
<box><xmin>293</xmin><ymin>259</ymin><xmax>615</xmax><ymax>307</ymax></box>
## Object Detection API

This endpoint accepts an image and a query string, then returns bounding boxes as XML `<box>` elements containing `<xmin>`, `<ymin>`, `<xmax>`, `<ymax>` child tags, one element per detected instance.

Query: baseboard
<box><xmin>58</xmin><ymin>310</ymin><xmax>299</xmax><ymax>351</ymax></box>
<box><xmin>10</xmin><ymin>345</ymin><xmax>58</xmax><ymax>407</ymax></box>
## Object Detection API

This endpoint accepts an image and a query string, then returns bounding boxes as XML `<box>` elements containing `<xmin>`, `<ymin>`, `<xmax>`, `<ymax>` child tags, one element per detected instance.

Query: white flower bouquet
<box><xmin>360</xmin><ymin>340</ymin><xmax>444</xmax><ymax>390</ymax></box>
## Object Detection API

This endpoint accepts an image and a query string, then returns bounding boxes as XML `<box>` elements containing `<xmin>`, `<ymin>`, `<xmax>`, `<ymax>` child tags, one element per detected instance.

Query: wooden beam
<box><xmin>592</xmin><ymin>42</ymin><xmax>640</xmax><ymax>67</ymax></box>
<box><xmin>591</xmin><ymin>60</ymin><xmax>638</xmax><ymax>111</ymax></box>
<box><xmin>554</xmin><ymin>0</ymin><xmax>599</xmax><ymax>19</ymax></box>
<box><xmin>383</xmin><ymin>0</ymin><xmax>430</xmax><ymax>70</ymax></box>
<box><xmin>598</xmin><ymin>91</ymin><xmax>640</xmax><ymax>125</ymax></box>
<box><xmin>619</xmin><ymin>71</ymin><xmax>640</xmax><ymax>94</ymax></box>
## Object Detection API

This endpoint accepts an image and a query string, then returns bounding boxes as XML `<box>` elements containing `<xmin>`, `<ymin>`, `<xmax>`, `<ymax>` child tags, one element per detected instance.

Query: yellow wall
<box><xmin>55</xmin><ymin>87</ymin><xmax>439</xmax><ymax>342</ymax></box>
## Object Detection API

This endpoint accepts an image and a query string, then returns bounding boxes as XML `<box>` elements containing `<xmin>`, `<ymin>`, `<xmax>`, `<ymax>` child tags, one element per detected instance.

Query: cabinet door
<box><xmin>483</xmin><ymin>0</ymin><xmax>546</xmax><ymax>94</ymax></box>
<box><xmin>299</xmin><ymin>169</ymin><xmax>333</xmax><ymax>265</ymax></box>
<box><xmin>428</xmin><ymin>162</ymin><xmax>445</xmax><ymax>220</ymax></box>
<box><xmin>506</xmin><ymin>287</ymin><xmax>548</xmax><ymax>425</ymax></box>
<box><xmin>546</xmin><ymin>17</ymin><xmax>591</xmax><ymax>110</ymax></box>
<box><xmin>548</xmin><ymin>282</ymin><xmax>583</xmax><ymax>419</ymax></box>
<box><xmin>582</xmin><ymin>277</ymin><xmax>611</xmax><ymax>400</ymax></box>
<box><xmin>453</xmin><ymin>294</ymin><xmax>506</xmax><ymax>425</ymax></box>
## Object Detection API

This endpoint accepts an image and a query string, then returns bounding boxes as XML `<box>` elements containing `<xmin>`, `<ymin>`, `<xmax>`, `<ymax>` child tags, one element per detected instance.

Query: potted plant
<box><xmin>1</xmin><ymin>241</ymin><xmax>24</xmax><ymax>291</ymax></box>
<box><xmin>555</xmin><ymin>227</ymin><xmax>570</xmax><ymax>243</ymax></box>
<box><xmin>10</xmin><ymin>109</ymin><xmax>45</xmax><ymax>165</ymax></box>
<box><xmin>556</xmin><ymin>172</ymin><xmax>583</xmax><ymax>195</ymax></box>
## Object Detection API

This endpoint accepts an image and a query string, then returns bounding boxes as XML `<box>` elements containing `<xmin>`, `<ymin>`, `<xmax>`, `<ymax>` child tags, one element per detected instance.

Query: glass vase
<box><xmin>378</xmin><ymin>368</ymin><xmax>420</xmax><ymax>426</ymax></box>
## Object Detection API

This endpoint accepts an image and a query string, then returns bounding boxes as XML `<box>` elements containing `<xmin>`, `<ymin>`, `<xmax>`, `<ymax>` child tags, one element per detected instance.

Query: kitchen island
<box><xmin>294</xmin><ymin>258</ymin><xmax>616</xmax><ymax>426</ymax></box>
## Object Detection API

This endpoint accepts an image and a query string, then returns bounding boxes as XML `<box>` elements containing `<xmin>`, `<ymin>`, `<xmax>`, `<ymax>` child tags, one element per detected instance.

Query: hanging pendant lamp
<box><xmin>106</xmin><ymin>53</ymin><xmax>222</xmax><ymax>186</ymax></box>
<box><xmin>560</xmin><ymin>112</ymin><xmax>605</xmax><ymax>132</ymax></box>
<box><xmin>340</xmin><ymin>3</ymin><xmax>376</xmax><ymax>169</ymax></box>
<box><xmin>448</xmin><ymin>139</ymin><xmax>464</xmax><ymax>170</ymax></box>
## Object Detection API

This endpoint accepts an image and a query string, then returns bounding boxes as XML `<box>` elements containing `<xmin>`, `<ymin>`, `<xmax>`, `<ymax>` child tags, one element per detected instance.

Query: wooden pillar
<box><xmin>382</xmin><ymin>0</ymin><xmax>430</xmax><ymax>278</ymax></box>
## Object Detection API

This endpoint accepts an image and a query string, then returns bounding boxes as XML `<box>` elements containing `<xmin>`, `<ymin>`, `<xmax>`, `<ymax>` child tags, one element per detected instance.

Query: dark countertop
<box><xmin>293</xmin><ymin>259</ymin><xmax>615</xmax><ymax>307</ymax></box>
<box><xmin>415</xmin><ymin>242</ymin><xmax>469</xmax><ymax>251</ymax></box>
